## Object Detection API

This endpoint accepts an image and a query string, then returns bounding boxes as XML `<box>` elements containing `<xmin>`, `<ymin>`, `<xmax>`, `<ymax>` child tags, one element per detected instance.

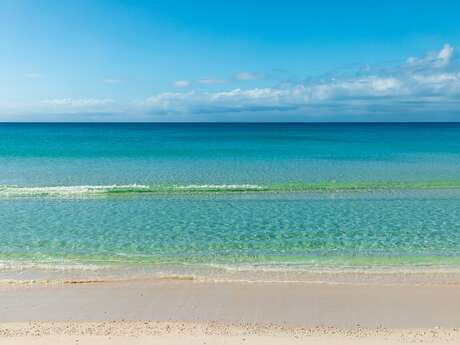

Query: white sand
<box><xmin>1</xmin><ymin>322</ymin><xmax>460</xmax><ymax>344</ymax></box>
<box><xmin>2</xmin><ymin>280</ymin><xmax>460</xmax><ymax>344</ymax></box>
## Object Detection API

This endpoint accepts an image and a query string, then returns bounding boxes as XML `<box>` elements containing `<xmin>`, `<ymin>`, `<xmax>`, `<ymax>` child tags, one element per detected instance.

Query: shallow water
<box><xmin>1</xmin><ymin>123</ymin><xmax>460</xmax><ymax>280</ymax></box>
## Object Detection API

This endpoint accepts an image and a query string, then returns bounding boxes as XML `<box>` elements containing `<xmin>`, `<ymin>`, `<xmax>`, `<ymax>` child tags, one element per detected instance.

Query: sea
<box><xmin>1</xmin><ymin>123</ymin><xmax>460</xmax><ymax>282</ymax></box>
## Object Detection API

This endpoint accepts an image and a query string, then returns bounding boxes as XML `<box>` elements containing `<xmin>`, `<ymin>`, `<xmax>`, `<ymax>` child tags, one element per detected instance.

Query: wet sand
<box><xmin>1</xmin><ymin>280</ymin><xmax>460</xmax><ymax>343</ymax></box>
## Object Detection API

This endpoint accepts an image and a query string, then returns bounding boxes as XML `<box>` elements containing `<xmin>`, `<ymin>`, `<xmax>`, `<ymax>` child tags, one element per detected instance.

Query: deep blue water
<box><xmin>1</xmin><ymin>122</ymin><xmax>460</xmax><ymax>186</ymax></box>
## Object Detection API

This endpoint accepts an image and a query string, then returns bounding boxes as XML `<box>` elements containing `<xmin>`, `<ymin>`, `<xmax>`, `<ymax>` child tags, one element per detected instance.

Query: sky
<box><xmin>1</xmin><ymin>0</ymin><xmax>460</xmax><ymax>122</ymax></box>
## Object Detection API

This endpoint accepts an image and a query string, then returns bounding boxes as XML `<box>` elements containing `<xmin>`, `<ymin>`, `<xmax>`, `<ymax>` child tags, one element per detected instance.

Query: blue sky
<box><xmin>1</xmin><ymin>0</ymin><xmax>460</xmax><ymax>121</ymax></box>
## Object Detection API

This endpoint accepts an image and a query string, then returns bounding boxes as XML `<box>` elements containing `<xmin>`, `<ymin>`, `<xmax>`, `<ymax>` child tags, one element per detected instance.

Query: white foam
<box><xmin>0</xmin><ymin>184</ymin><xmax>150</xmax><ymax>197</ymax></box>
<box><xmin>173</xmin><ymin>184</ymin><xmax>263</xmax><ymax>190</ymax></box>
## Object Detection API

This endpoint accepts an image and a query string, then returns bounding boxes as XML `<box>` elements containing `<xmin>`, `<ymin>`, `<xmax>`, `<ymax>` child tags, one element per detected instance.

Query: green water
<box><xmin>1</xmin><ymin>123</ymin><xmax>460</xmax><ymax>279</ymax></box>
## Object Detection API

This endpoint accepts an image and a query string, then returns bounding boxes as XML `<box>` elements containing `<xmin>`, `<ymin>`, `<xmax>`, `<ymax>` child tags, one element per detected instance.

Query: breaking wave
<box><xmin>1</xmin><ymin>180</ymin><xmax>460</xmax><ymax>197</ymax></box>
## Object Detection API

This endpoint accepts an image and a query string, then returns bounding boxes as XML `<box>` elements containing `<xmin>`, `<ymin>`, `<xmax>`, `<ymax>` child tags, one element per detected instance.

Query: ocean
<box><xmin>1</xmin><ymin>123</ymin><xmax>460</xmax><ymax>282</ymax></box>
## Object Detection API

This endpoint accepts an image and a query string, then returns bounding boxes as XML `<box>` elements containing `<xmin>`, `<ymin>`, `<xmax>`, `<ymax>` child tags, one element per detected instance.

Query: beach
<box><xmin>2</xmin><ymin>279</ymin><xmax>460</xmax><ymax>343</ymax></box>
<box><xmin>2</xmin><ymin>323</ymin><xmax>460</xmax><ymax>345</ymax></box>
<box><xmin>2</xmin><ymin>123</ymin><xmax>460</xmax><ymax>343</ymax></box>
<box><xmin>4</xmin><ymin>0</ymin><xmax>460</xmax><ymax>340</ymax></box>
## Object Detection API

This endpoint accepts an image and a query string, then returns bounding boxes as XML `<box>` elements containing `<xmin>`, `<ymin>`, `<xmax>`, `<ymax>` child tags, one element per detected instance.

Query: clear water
<box><xmin>1</xmin><ymin>123</ymin><xmax>460</xmax><ymax>280</ymax></box>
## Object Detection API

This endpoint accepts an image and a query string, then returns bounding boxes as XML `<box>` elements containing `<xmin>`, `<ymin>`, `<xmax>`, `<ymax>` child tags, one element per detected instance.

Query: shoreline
<box><xmin>4</xmin><ymin>263</ymin><xmax>460</xmax><ymax>286</ymax></box>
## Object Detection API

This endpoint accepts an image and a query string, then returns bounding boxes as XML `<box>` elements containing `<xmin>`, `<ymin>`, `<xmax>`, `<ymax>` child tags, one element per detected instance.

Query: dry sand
<box><xmin>2</xmin><ymin>321</ymin><xmax>460</xmax><ymax>344</ymax></box>
<box><xmin>1</xmin><ymin>279</ymin><xmax>460</xmax><ymax>343</ymax></box>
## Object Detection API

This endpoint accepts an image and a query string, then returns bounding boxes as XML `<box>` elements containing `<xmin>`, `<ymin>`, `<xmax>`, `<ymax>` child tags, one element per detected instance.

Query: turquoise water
<box><xmin>1</xmin><ymin>123</ymin><xmax>460</xmax><ymax>279</ymax></box>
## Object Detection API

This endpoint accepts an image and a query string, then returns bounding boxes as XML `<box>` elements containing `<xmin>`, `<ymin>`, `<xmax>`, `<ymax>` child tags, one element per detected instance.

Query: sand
<box><xmin>1</xmin><ymin>322</ymin><xmax>460</xmax><ymax>344</ymax></box>
<box><xmin>1</xmin><ymin>279</ymin><xmax>460</xmax><ymax>343</ymax></box>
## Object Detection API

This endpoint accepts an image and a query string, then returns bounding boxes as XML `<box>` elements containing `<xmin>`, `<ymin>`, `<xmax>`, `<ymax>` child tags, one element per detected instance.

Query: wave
<box><xmin>0</xmin><ymin>184</ymin><xmax>264</xmax><ymax>197</ymax></box>
<box><xmin>3</xmin><ymin>259</ymin><xmax>460</xmax><ymax>286</ymax></box>
<box><xmin>1</xmin><ymin>180</ymin><xmax>460</xmax><ymax>197</ymax></box>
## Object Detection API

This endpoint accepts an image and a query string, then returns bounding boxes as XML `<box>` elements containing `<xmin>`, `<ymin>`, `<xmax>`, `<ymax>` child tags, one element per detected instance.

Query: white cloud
<box><xmin>139</xmin><ymin>45</ymin><xmax>460</xmax><ymax>118</ymax></box>
<box><xmin>4</xmin><ymin>44</ymin><xmax>460</xmax><ymax>121</ymax></box>
<box><xmin>197</xmin><ymin>78</ymin><xmax>226</xmax><ymax>85</ymax></box>
<box><xmin>174</xmin><ymin>80</ymin><xmax>190</xmax><ymax>88</ymax></box>
<box><xmin>142</xmin><ymin>77</ymin><xmax>407</xmax><ymax>115</ymax></box>
<box><xmin>41</xmin><ymin>98</ymin><xmax>115</xmax><ymax>107</ymax></box>
<box><xmin>144</xmin><ymin>88</ymin><xmax>288</xmax><ymax>111</ymax></box>
<box><xmin>407</xmin><ymin>43</ymin><xmax>454</xmax><ymax>69</ymax></box>
<box><xmin>235</xmin><ymin>72</ymin><xmax>260</xmax><ymax>81</ymax></box>
<box><xmin>412</xmin><ymin>73</ymin><xmax>459</xmax><ymax>84</ymax></box>
<box><xmin>0</xmin><ymin>98</ymin><xmax>119</xmax><ymax>121</ymax></box>
<box><xmin>435</xmin><ymin>44</ymin><xmax>454</xmax><ymax>67</ymax></box>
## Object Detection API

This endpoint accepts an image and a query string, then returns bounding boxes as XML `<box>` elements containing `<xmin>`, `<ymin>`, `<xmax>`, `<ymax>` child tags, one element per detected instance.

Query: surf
<box><xmin>1</xmin><ymin>180</ymin><xmax>460</xmax><ymax>197</ymax></box>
